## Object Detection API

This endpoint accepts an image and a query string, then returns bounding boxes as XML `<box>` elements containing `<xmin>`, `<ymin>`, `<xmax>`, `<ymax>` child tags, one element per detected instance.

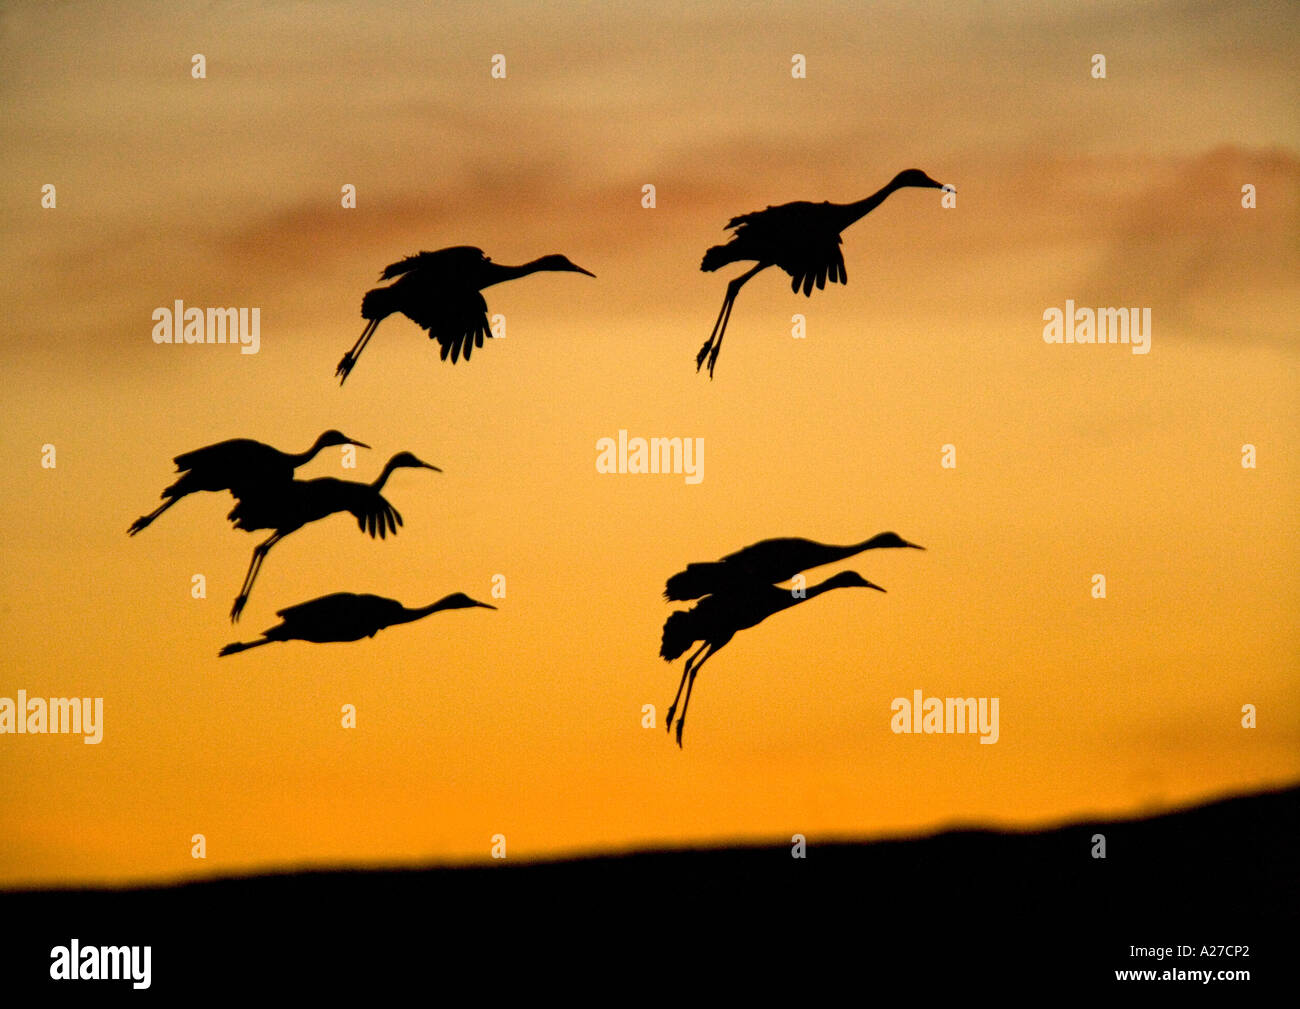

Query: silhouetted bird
<box><xmin>128</xmin><ymin>431</ymin><xmax>368</xmax><ymax>535</ymax></box>
<box><xmin>660</xmin><ymin>571</ymin><xmax>885</xmax><ymax>747</ymax></box>
<box><xmin>336</xmin><ymin>245</ymin><xmax>596</xmax><ymax>383</ymax></box>
<box><xmin>665</xmin><ymin>532</ymin><xmax>924</xmax><ymax>601</ymax></box>
<box><xmin>219</xmin><ymin>591</ymin><xmax>495</xmax><ymax>655</ymax></box>
<box><xmin>226</xmin><ymin>452</ymin><xmax>440</xmax><ymax>622</ymax></box>
<box><xmin>697</xmin><ymin>169</ymin><xmax>951</xmax><ymax>376</ymax></box>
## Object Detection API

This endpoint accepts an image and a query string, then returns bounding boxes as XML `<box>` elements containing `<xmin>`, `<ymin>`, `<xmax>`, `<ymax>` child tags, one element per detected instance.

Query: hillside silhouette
<box><xmin>3</xmin><ymin>785</ymin><xmax>1293</xmax><ymax>995</ymax></box>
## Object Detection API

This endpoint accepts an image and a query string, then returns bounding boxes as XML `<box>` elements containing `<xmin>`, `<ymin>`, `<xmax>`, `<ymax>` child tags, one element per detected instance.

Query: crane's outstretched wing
<box><xmin>171</xmin><ymin>439</ymin><xmax>256</xmax><ymax>472</ymax></box>
<box><xmin>273</xmin><ymin>592</ymin><xmax>363</xmax><ymax>621</ymax></box>
<box><xmin>403</xmin><ymin>289</ymin><xmax>492</xmax><ymax>365</ymax></box>
<box><xmin>378</xmin><ymin>246</ymin><xmax>489</xmax><ymax>281</ymax></box>
<box><xmin>368</xmin><ymin>246</ymin><xmax>494</xmax><ymax>364</ymax></box>
<box><xmin>169</xmin><ymin>439</ymin><xmax>294</xmax><ymax>500</ymax></box>
<box><xmin>722</xmin><ymin>201</ymin><xmax>822</xmax><ymax>237</ymax></box>
<box><xmin>720</xmin><ymin>202</ymin><xmax>850</xmax><ymax>296</ymax></box>
<box><xmin>664</xmin><ymin>537</ymin><xmax>816</xmax><ymax>600</ymax></box>
<box><xmin>663</xmin><ymin>560</ymin><xmax>770</xmax><ymax>601</ymax></box>
<box><xmin>788</xmin><ymin>243</ymin><xmax>847</xmax><ymax>296</ymax></box>
<box><xmin>349</xmin><ymin>493</ymin><xmax>403</xmax><ymax>538</ymax></box>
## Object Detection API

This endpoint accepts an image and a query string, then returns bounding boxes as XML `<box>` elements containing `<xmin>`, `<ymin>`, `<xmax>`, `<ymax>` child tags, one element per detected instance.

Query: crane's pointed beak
<box><xmin>421</xmin><ymin>463</ymin><xmax>443</xmax><ymax>472</ymax></box>
<box><xmin>571</xmin><ymin>264</ymin><xmax>596</xmax><ymax>278</ymax></box>
<box><xmin>475</xmin><ymin>601</ymin><xmax>498</xmax><ymax>610</ymax></box>
<box><xmin>906</xmin><ymin>541</ymin><xmax>925</xmax><ymax>550</ymax></box>
<box><xmin>866</xmin><ymin>581</ymin><xmax>887</xmax><ymax>593</ymax></box>
<box><xmin>349</xmin><ymin>440</ymin><xmax>371</xmax><ymax>450</ymax></box>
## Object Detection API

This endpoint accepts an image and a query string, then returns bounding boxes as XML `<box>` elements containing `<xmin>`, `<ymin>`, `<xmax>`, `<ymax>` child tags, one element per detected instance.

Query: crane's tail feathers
<box><xmin>663</xmin><ymin>564</ymin><xmax>716</xmax><ymax>601</ymax></box>
<box><xmin>660</xmin><ymin>610</ymin><xmax>696</xmax><ymax>662</ymax></box>
<box><xmin>226</xmin><ymin>499</ymin><xmax>255</xmax><ymax>529</ymax></box>
<box><xmin>161</xmin><ymin>476</ymin><xmax>189</xmax><ymax>498</ymax></box>
<box><xmin>701</xmin><ymin>244</ymin><xmax>742</xmax><ymax>273</ymax></box>
<box><xmin>361</xmin><ymin>286</ymin><xmax>397</xmax><ymax>321</ymax></box>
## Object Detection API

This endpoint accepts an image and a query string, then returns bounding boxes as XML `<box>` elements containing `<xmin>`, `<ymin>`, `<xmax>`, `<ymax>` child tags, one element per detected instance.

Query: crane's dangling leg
<box><xmin>697</xmin><ymin>264</ymin><xmax>767</xmax><ymax>379</ymax></box>
<box><xmin>336</xmin><ymin>318</ymin><xmax>379</xmax><ymax>385</ymax></box>
<box><xmin>697</xmin><ymin>293</ymin><xmax>733</xmax><ymax>372</ymax></box>
<box><xmin>231</xmin><ymin>533</ymin><xmax>281</xmax><ymax>623</ymax></box>
<box><xmin>665</xmin><ymin>642</ymin><xmax>708</xmax><ymax>733</ymax></box>
<box><xmin>218</xmin><ymin>637</ymin><xmax>277</xmax><ymax>657</ymax></box>
<box><xmin>127</xmin><ymin>496</ymin><xmax>179</xmax><ymax>536</ymax></box>
<box><xmin>675</xmin><ymin>645</ymin><xmax>718</xmax><ymax>748</ymax></box>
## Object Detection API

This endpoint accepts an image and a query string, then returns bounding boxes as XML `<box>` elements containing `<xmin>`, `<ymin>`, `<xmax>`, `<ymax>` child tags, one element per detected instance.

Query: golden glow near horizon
<box><xmin>1</xmin><ymin>1</ymin><xmax>1297</xmax><ymax>886</ymax></box>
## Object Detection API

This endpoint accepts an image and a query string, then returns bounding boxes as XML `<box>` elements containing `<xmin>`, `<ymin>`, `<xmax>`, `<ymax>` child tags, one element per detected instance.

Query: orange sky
<box><xmin>1</xmin><ymin>0</ymin><xmax>1297</xmax><ymax>887</ymax></box>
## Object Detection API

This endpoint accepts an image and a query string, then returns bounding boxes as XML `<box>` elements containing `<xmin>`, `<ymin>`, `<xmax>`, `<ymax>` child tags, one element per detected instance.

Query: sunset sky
<box><xmin>1</xmin><ymin>0</ymin><xmax>1297</xmax><ymax>887</ymax></box>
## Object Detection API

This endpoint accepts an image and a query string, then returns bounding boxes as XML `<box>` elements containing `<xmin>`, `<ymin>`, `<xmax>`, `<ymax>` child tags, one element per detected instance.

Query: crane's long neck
<box><xmin>795</xmin><ymin>536</ymin><xmax>886</xmax><ymax>569</ymax></box>
<box><xmin>411</xmin><ymin>595</ymin><xmax>460</xmax><ymax>618</ymax></box>
<box><xmin>483</xmin><ymin>258</ymin><xmax>550</xmax><ymax>287</ymax></box>
<box><xmin>804</xmin><ymin>574</ymin><xmax>854</xmax><ymax>602</ymax></box>
<box><xmin>393</xmin><ymin>603</ymin><xmax>441</xmax><ymax>624</ymax></box>
<box><xmin>835</xmin><ymin>177</ymin><xmax>905</xmax><ymax>230</ymax></box>
<box><xmin>289</xmin><ymin>437</ymin><xmax>328</xmax><ymax>467</ymax></box>
<box><xmin>370</xmin><ymin>457</ymin><xmax>402</xmax><ymax>491</ymax></box>
<box><xmin>770</xmin><ymin>574</ymin><xmax>851</xmax><ymax>618</ymax></box>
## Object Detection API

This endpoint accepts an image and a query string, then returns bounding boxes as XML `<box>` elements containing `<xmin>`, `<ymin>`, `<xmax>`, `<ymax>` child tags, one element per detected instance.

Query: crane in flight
<box><xmin>665</xmin><ymin>531</ymin><xmax>923</xmax><ymax>601</ymax></box>
<box><xmin>660</xmin><ymin>570</ymin><xmax>887</xmax><ymax>747</ymax></box>
<box><xmin>128</xmin><ymin>430</ymin><xmax>368</xmax><ymax>535</ymax></box>
<box><xmin>219</xmin><ymin>590</ymin><xmax>495</xmax><ymax>655</ymax></box>
<box><xmin>336</xmin><ymin>245</ymin><xmax>595</xmax><ymax>383</ymax></box>
<box><xmin>696</xmin><ymin>169</ymin><xmax>951</xmax><ymax>377</ymax></box>
<box><xmin>225</xmin><ymin>452</ymin><xmax>440</xmax><ymax>622</ymax></box>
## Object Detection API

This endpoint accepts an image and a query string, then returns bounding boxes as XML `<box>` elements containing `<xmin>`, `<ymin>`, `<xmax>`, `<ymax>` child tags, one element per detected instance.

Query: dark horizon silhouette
<box><xmin>336</xmin><ymin>245</ymin><xmax>596</xmax><ymax>383</ymax></box>
<box><xmin>219</xmin><ymin>590</ymin><xmax>495</xmax><ymax>656</ymax></box>
<box><xmin>661</xmin><ymin>569</ymin><xmax>887</xmax><ymax>747</ymax></box>
<box><xmin>127</xmin><ymin>431</ymin><xmax>369</xmax><ymax>535</ymax></box>
<box><xmin>226</xmin><ymin>452</ymin><xmax>441</xmax><ymax>622</ymax></box>
<box><xmin>696</xmin><ymin>168</ymin><xmax>951</xmax><ymax>377</ymax></box>
<box><xmin>664</xmin><ymin>531</ymin><xmax>925</xmax><ymax>601</ymax></box>
<box><xmin>3</xmin><ymin>784</ymin><xmax>1291</xmax><ymax>995</ymax></box>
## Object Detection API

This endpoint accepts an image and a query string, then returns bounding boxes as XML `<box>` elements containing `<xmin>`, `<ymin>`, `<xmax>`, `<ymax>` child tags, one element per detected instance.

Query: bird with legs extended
<box><xmin>660</xmin><ymin>570</ymin><xmax>888</xmax><ymax>747</ymax></box>
<box><xmin>664</xmin><ymin>531</ymin><xmax>924</xmax><ymax>601</ymax></box>
<box><xmin>127</xmin><ymin>430</ymin><xmax>368</xmax><ymax>535</ymax></box>
<box><xmin>696</xmin><ymin>169</ymin><xmax>952</xmax><ymax>377</ymax></box>
<box><xmin>226</xmin><ymin>452</ymin><xmax>440</xmax><ymax>622</ymax></box>
<box><xmin>336</xmin><ymin>245</ymin><xmax>595</xmax><ymax>383</ymax></box>
<box><xmin>219</xmin><ymin>591</ymin><xmax>495</xmax><ymax>656</ymax></box>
